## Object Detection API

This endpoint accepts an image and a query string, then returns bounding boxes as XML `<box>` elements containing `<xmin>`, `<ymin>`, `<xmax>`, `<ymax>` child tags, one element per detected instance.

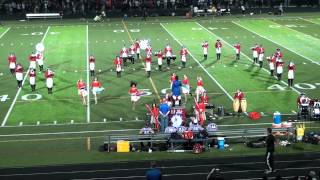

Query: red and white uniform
<box><xmin>134</xmin><ymin>40</ymin><xmax>140</xmax><ymax>54</ymax></box>
<box><xmin>91</xmin><ymin>80</ymin><xmax>101</xmax><ymax>95</ymax></box>
<box><xmin>297</xmin><ymin>95</ymin><xmax>311</xmax><ymax>106</ymax></box>
<box><xmin>275</xmin><ymin>50</ymin><xmax>283</xmax><ymax>62</ymax></box>
<box><xmin>288</xmin><ymin>62</ymin><xmax>295</xmax><ymax>80</ymax></box>
<box><xmin>15</xmin><ymin>64</ymin><xmax>23</xmax><ymax>81</ymax></box>
<box><xmin>201</xmin><ymin>94</ymin><xmax>209</xmax><ymax>104</ymax></box>
<box><xmin>89</xmin><ymin>55</ymin><xmax>95</xmax><ymax>71</ymax></box>
<box><xmin>156</xmin><ymin>51</ymin><xmax>163</xmax><ymax>65</ymax></box>
<box><xmin>202</xmin><ymin>42</ymin><xmax>208</xmax><ymax>55</ymax></box>
<box><xmin>276</xmin><ymin>60</ymin><xmax>284</xmax><ymax>74</ymax></box>
<box><xmin>45</xmin><ymin>70</ymin><xmax>54</xmax><ymax>88</ymax></box>
<box><xmin>129</xmin><ymin>87</ymin><xmax>140</xmax><ymax>102</ymax></box>
<box><xmin>267</xmin><ymin>55</ymin><xmax>276</xmax><ymax>70</ymax></box>
<box><xmin>182</xmin><ymin>77</ymin><xmax>190</xmax><ymax>94</ymax></box>
<box><xmin>145</xmin><ymin>45</ymin><xmax>152</xmax><ymax>56</ymax></box>
<box><xmin>29</xmin><ymin>69</ymin><xmax>36</xmax><ymax>85</ymax></box>
<box><xmin>150</xmin><ymin>106</ymin><xmax>159</xmax><ymax>125</ymax></box>
<box><xmin>195</xmin><ymin>101</ymin><xmax>206</xmax><ymax>125</ymax></box>
<box><xmin>145</xmin><ymin>56</ymin><xmax>152</xmax><ymax>72</ymax></box>
<box><xmin>258</xmin><ymin>46</ymin><xmax>265</xmax><ymax>61</ymax></box>
<box><xmin>251</xmin><ymin>46</ymin><xmax>259</xmax><ymax>58</ymax></box>
<box><xmin>196</xmin><ymin>79</ymin><xmax>205</xmax><ymax>95</ymax></box>
<box><xmin>129</xmin><ymin>44</ymin><xmax>136</xmax><ymax>57</ymax></box>
<box><xmin>120</xmin><ymin>47</ymin><xmax>128</xmax><ymax>58</ymax></box>
<box><xmin>215</xmin><ymin>41</ymin><xmax>222</xmax><ymax>54</ymax></box>
<box><xmin>77</xmin><ymin>80</ymin><xmax>87</xmax><ymax>97</ymax></box>
<box><xmin>29</xmin><ymin>53</ymin><xmax>37</xmax><ymax>69</ymax></box>
<box><xmin>113</xmin><ymin>57</ymin><xmax>123</xmax><ymax>72</ymax></box>
<box><xmin>234</xmin><ymin>44</ymin><xmax>241</xmax><ymax>54</ymax></box>
<box><xmin>36</xmin><ymin>51</ymin><xmax>44</xmax><ymax>66</ymax></box>
<box><xmin>8</xmin><ymin>54</ymin><xmax>16</xmax><ymax>69</ymax></box>
<box><xmin>180</xmin><ymin>48</ymin><xmax>188</xmax><ymax>62</ymax></box>
<box><xmin>233</xmin><ymin>91</ymin><xmax>245</xmax><ymax>101</ymax></box>
<box><xmin>164</xmin><ymin>45</ymin><xmax>173</xmax><ymax>57</ymax></box>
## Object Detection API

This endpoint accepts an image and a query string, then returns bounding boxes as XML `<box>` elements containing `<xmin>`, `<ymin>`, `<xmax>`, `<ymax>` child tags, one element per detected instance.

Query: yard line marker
<box><xmin>232</xmin><ymin>21</ymin><xmax>320</xmax><ymax>66</ymax></box>
<box><xmin>0</xmin><ymin>27</ymin><xmax>10</xmax><ymax>39</ymax></box>
<box><xmin>122</xmin><ymin>20</ymin><xmax>161</xmax><ymax>101</ymax></box>
<box><xmin>299</xmin><ymin>17</ymin><xmax>320</xmax><ymax>26</ymax></box>
<box><xmin>19</xmin><ymin>122</ymin><xmax>23</xmax><ymax>126</ymax></box>
<box><xmin>86</xmin><ymin>25</ymin><xmax>90</xmax><ymax>123</ymax></box>
<box><xmin>292</xmin><ymin>110</ymin><xmax>297</xmax><ymax>114</ymax></box>
<box><xmin>160</xmin><ymin>23</ymin><xmax>234</xmax><ymax>101</ymax></box>
<box><xmin>197</xmin><ymin>22</ymin><xmax>301</xmax><ymax>95</ymax></box>
<box><xmin>36</xmin><ymin>121</ymin><xmax>40</xmax><ymax>125</ymax></box>
<box><xmin>1</xmin><ymin>26</ymin><xmax>51</xmax><ymax>127</ymax></box>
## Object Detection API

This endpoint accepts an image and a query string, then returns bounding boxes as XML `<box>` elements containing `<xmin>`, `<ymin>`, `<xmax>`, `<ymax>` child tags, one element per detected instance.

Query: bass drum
<box><xmin>171</xmin><ymin>114</ymin><xmax>182</xmax><ymax>128</ymax></box>
<box><xmin>233</xmin><ymin>99</ymin><xmax>240</xmax><ymax>112</ymax></box>
<box><xmin>240</xmin><ymin>99</ymin><xmax>247</xmax><ymax>113</ymax></box>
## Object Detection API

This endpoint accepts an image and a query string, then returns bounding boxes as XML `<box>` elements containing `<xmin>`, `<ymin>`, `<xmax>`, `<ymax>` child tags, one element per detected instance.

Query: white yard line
<box><xmin>196</xmin><ymin>22</ymin><xmax>301</xmax><ymax>95</ymax></box>
<box><xmin>232</xmin><ymin>21</ymin><xmax>320</xmax><ymax>66</ymax></box>
<box><xmin>86</xmin><ymin>25</ymin><xmax>90</xmax><ymax>123</ymax></box>
<box><xmin>0</xmin><ymin>27</ymin><xmax>11</xmax><ymax>39</ymax></box>
<box><xmin>160</xmin><ymin>23</ymin><xmax>234</xmax><ymax>101</ymax></box>
<box><xmin>1</xmin><ymin>26</ymin><xmax>51</xmax><ymax>127</ymax></box>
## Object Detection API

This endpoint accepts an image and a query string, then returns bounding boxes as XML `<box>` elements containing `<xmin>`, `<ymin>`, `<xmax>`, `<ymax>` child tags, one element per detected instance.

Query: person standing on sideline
<box><xmin>265</xmin><ymin>127</ymin><xmax>275</xmax><ymax>174</ymax></box>
<box><xmin>146</xmin><ymin>161</ymin><xmax>162</xmax><ymax>180</ymax></box>
<box><xmin>159</xmin><ymin>99</ymin><xmax>170</xmax><ymax>132</ymax></box>
<box><xmin>215</xmin><ymin>40</ymin><xmax>222</xmax><ymax>60</ymax></box>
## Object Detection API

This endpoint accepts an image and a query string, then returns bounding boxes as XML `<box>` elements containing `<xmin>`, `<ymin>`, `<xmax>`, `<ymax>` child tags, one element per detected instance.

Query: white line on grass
<box><xmin>0</xmin><ymin>27</ymin><xmax>11</xmax><ymax>39</ymax></box>
<box><xmin>86</xmin><ymin>25</ymin><xmax>90</xmax><ymax>123</ymax></box>
<box><xmin>1</xmin><ymin>26</ymin><xmax>51</xmax><ymax>127</ymax></box>
<box><xmin>196</xmin><ymin>22</ymin><xmax>301</xmax><ymax>95</ymax></box>
<box><xmin>298</xmin><ymin>17</ymin><xmax>320</xmax><ymax>26</ymax></box>
<box><xmin>232</xmin><ymin>21</ymin><xmax>320</xmax><ymax>66</ymax></box>
<box><xmin>160</xmin><ymin>23</ymin><xmax>234</xmax><ymax>101</ymax></box>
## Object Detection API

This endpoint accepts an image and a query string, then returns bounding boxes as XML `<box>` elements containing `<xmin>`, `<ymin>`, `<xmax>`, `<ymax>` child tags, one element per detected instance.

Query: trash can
<box><xmin>217</xmin><ymin>137</ymin><xmax>225</xmax><ymax>150</ymax></box>
<box><xmin>273</xmin><ymin>111</ymin><xmax>281</xmax><ymax>124</ymax></box>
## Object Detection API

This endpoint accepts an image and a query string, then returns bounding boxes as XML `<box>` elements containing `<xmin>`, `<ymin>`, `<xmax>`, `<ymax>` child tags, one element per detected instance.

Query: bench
<box><xmin>103</xmin><ymin>127</ymin><xmax>295</xmax><ymax>152</ymax></box>
<box><xmin>26</xmin><ymin>13</ymin><xmax>62</xmax><ymax>20</ymax></box>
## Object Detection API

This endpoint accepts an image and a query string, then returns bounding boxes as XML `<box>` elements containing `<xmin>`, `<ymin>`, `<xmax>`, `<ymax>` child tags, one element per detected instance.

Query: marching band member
<box><xmin>8</xmin><ymin>53</ymin><xmax>16</xmax><ymax>75</ymax></box>
<box><xmin>29</xmin><ymin>68</ymin><xmax>36</xmax><ymax>92</ymax></box>
<box><xmin>36</xmin><ymin>51</ymin><xmax>44</xmax><ymax>71</ymax></box>
<box><xmin>29</xmin><ymin>52</ymin><xmax>37</xmax><ymax>70</ymax></box>
<box><xmin>200</xmin><ymin>91</ymin><xmax>209</xmax><ymax>105</ymax></box>
<box><xmin>276</xmin><ymin>59</ymin><xmax>284</xmax><ymax>81</ymax></box>
<box><xmin>251</xmin><ymin>44</ymin><xmax>259</xmax><ymax>64</ymax></box>
<box><xmin>155</xmin><ymin>50</ymin><xmax>163</xmax><ymax>71</ymax></box>
<box><xmin>134</xmin><ymin>39</ymin><xmax>140</xmax><ymax>59</ymax></box>
<box><xmin>274</xmin><ymin>48</ymin><xmax>283</xmax><ymax>62</ymax></box>
<box><xmin>170</xmin><ymin>73</ymin><xmax>176</xmax><ymax>89</ymax></box>
<box><xmin>120</xmin><ymin>45</ymin><xmax>129</xmax><ymax>66</ymax></box>
<box><xmin>113</xmin><ymin>56</ymin><xmax>123</xmax><ymax>78</ymax></box>
<box><xmin>180</xmin><ymin>46</ymin><xmax>188</xmax><ymax>68</ymax></box>
<box><xmin>267</xmin><ymin>55</ymin><xmax>276</xmax><ymax>76</ymax></box>
<box><xmin>77</xmin><ymin>79</ymin><xmax>87</xmax><ymax>105</ymax></box>
<box><xmin>258</xmin><ymin>44</ymin><xmax>265</xmax><ymax>68</ymax></box>
<box><xmin>145</xmin><ymin>54</ymin><xmax>152</xmax><ymax>77</ymax></box>
<box><xmin>233</xmin><ymin>89</ymin><xmax>246</xmax><ymax>116</ymax></box>
<box><xmin>15</xmin><ymin>63</ymin><xmax>23</xmax><ymax>88</ymax></box>
<box><xmin>129</xmin><ymin>43</ymin><xmax>136</xmax><ymax>64</ymax></box>
<box><xmin>233</xmin><ymin>43</ymin><xmax>241</xmax><ymax>60</ymax></box>
<box><xmin>287</xmin><ymin>61</ymin><xmax>295</xmax><ymax>87</ymax></box>
<box><xmin>195</xmin><ymin>99</ymin><xmax>206</xmax><ymax>126</ymax></box>
<box><xmin>145</xmin><ymin>44</ymin><xmax>152</xmax><ymax>57</ymax></box>
<box><xmin>297</xmin><ymin>93</ymin><xmax>311</xmax><ymax>107</ymax></box>
<box><xmin>195</xmin><ymin>76</ymin><xmax>205</xmax><ymax>102</ymax></box>
<box><xmin>91</xmin><ymin>77</ymin><xmax>104</xmax><ymax>104</ymax></box>
<box><xmin>164</xmin><ymin>44</ymin><xmax>173</xmax><ymax>67</ymax></box>
<box><xmin>150</xmin><ymin>103</ymin><xmax>159</xmax><ymax>130</ymax></box>
<box><xmin>45</xmin><ymin>68</ymin><xmax>54</xmax><ymax>94</ymax></box>
<box><xmin>215</xmin><ymin>40</ymin><xmax>222</xmax><ymax>60</ymax></box>
<box><xmin>129</xmin><ymin>82</ymin><xmax>140</xmax><ymax>110</ymax></box>
<box><xmin>202</xmin><ymin>41</ymin><xmax>209</xmax><ymax>60</ymax></box>
<box><xmin>89</xmin><ymin>55</ymin><xmax>95</xmax><ymax>76</ymax></box>
<box><xmin>182</xmin><ymin>74</ymin><xmax>190</xmax><ymax>103</ymax></box>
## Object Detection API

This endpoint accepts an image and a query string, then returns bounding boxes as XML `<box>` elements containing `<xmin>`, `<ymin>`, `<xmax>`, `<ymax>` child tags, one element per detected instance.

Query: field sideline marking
<box><xmin>196</xmin><ymin>22</ymin><xmax>301</xmax><ymax>95</ymax></box>
<box><xmin>122</xmin><ymin>20</ymin><xmax>161</xmax><ymax>101</ymax></box>
<box><xmin>86</xmin><ymin>25</ymin><xmax>90</xmax><ymax>123</ymax></box>
<box><xmin>299</xmin><ymin>17</ymin><xmax>320</xmax><ymax>26</ymax></box>
<box><xmin>160</xmin><ymin>23</ymin><xmax>234</xmax><ymax>101</ymax></box>
<box><xmin>232</xmin><ymin>21</ymin><xmax>320</xmax><ymax>66</ymax></box>
<box><xmin>1</xmin><ymin>26</ymin><xmax>51</xmax><ymax>127</ymax></box>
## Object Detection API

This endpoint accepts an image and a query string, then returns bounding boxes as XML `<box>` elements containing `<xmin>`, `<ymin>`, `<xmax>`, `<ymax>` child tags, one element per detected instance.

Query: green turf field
<box><xmin>0</xmin><ymin>13</ymin><xmax>320</xmax><ymax>168</ymax></box>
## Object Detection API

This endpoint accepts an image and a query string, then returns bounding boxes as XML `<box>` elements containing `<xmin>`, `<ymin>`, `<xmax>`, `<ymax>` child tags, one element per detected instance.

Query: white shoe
<box><xmin>264</xmin><ymin>169</ymin><xmax>272</xmax><ymax>174</ymax></box>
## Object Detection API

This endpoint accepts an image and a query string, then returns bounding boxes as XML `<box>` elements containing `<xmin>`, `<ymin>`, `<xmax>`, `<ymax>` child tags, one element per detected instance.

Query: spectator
<box><xmin>206</xmin><ymin>122</ymin><xmax>218</xmax><ymax>132</ymax></box>
<box><xmin>177</xmin><ymin>122</ymin><xmax>187</xmax><ymax>133</ymax></box>
<box><xmin>265</xmin><ymin>127</ymin><xmax>275</xmax><ymax>174</ymax></box>
<box><xmin>139</xmin><ymin>122</ymin><xmax>154</xmax><ymax>150</ymax></box>
<box><xmin>164</xmin><ymin>122</ymin><xmax>177</xmax><ymax>134</ymax></box>
<box><xmin>146</xmin><ymin>161</ymin><xmax>162</xmax><ymax>180</ymax></box>
<box><xmin>189</xmin><ymin>117</ymin><xmax>204</xmax><ymax>132</ymax></box>
<box><xmin>159</xmin><ymin>98</ymin><xmax>170</xmax><ymax>132</ymax></box>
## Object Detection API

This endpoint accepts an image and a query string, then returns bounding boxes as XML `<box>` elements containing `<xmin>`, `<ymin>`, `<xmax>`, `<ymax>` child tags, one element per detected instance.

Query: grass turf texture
<box><xmin>0</xmin><ymin>13</ymin><xmax>320</xmax><ymax>168</ymax></box>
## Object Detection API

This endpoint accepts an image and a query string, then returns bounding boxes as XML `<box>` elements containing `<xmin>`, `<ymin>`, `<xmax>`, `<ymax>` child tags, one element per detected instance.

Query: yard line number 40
<box><xmin>268</xmin><ymin>83</ymin><xmax>320</xmax><ymax>91</ymax></box>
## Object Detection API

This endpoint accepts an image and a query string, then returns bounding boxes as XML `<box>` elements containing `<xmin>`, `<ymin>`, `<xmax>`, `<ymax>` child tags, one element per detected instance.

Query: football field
<box><xmin>0</xmin><ymin>15</ymin><xmax>320</xmax><ymax>128</ymax></box>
